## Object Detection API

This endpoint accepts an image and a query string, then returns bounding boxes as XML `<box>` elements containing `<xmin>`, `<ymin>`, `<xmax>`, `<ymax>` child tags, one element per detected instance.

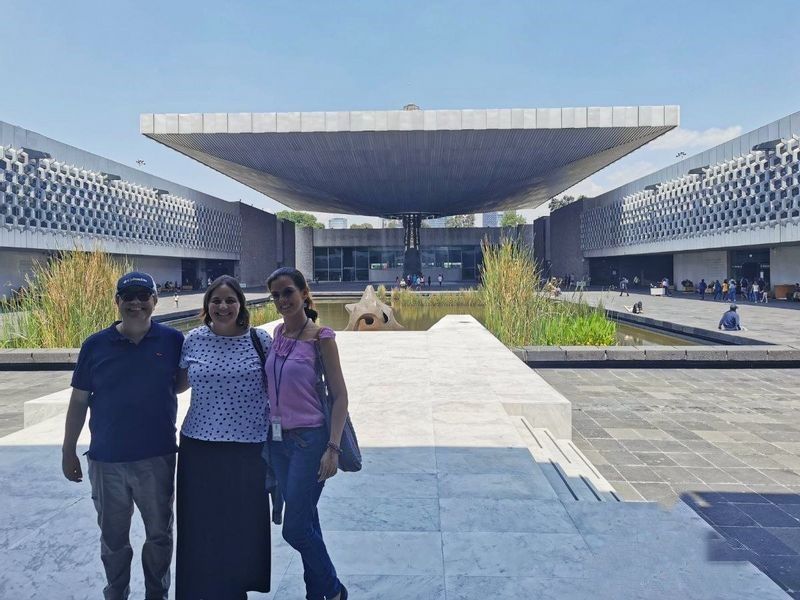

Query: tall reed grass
<box><xmin>0</xmin><ymin>250</ymin><xmax>129</xmax><ymax>348</ymax></box>
<box><xmin>250</xmin><ymin>301</ymin><xmax>280</xmax><ymax>327</ymax></box>
<box><xmin>390</xmin><ymin>288</ymin><xmax>482</xmax><ymax>307</ymax></box>
<box><xmin>480</xmin><ymin>236</ymin><xmax>615</xmax><ymax>347</ymax></box>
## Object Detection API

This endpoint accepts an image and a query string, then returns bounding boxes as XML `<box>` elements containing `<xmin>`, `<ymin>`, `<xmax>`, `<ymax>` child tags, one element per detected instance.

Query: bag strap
<box><xmin>250</xmin><ymin>328</ymin><xmax>266</xmax><ymax>368</ymax></box>
<box><xmin>314</xmin><ymin>329</ymin><xmax>334</xmax><ymax>400</ymax></box>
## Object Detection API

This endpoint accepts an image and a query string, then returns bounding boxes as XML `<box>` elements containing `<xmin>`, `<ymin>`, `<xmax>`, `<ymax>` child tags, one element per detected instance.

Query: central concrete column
<box><xmin>402</xmin><ymin>213</ymin><xmax>422</xmax><ymax>278</ymax></box>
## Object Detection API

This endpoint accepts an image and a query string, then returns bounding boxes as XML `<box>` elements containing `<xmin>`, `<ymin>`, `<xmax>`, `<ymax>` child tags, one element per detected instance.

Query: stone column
<box><xmin>402</xmin><ymin>213</ymin><xmax>422</xmax><ymax>278</ymax></box>
<box><xmin>294</xmin><ymin>226</ymin><xmax>314</xmax><ymax>279</ymax></box>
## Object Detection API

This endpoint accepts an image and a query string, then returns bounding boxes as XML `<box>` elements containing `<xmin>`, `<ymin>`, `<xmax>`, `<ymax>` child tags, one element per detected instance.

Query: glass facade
<box><xmin>314</xmin><ymin>245</ymin><xmax>482</xmax><ymax>281</ymax></box>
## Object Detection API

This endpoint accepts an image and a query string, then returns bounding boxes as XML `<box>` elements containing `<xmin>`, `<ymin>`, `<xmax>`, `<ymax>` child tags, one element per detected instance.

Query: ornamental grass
<box><xmin>249</xmin><ymin>301</ymin><xmax>280</xmax><ymax>327</ymax></box>
<box><xmin>479</xmin><ymin>236</ymin><xmax>616</xmax><ymax>347</ymax></box>
<box><xmin>0</xmin><ymin>249</ymin><xmax>128</xmax><ymax>348</ymax></box>
<box><xmin>390</xmin><ymin>288</ymin><xmax>482</xmax><ymax>307</ymax></box>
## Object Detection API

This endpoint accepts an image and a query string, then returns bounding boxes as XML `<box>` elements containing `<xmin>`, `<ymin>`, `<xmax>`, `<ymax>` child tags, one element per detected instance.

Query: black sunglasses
<box><xmin>119</xmin><ymin>290</ymin><xmax>153</xmax><ymax>302</ymax></box>
<box><xmin>270</xmin><ymin>287</ymin><xmax>297</xmax><ymax>301</ymax></box>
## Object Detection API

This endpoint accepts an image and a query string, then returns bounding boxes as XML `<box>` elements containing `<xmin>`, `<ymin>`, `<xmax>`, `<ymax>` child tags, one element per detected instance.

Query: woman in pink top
<box><xmin>265</xmin><ymin>267</ymin><xmax>349</xmax><ymax>600</ymax></box>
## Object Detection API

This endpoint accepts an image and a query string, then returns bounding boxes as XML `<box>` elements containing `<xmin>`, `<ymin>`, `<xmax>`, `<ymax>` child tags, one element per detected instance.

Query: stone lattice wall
<box><xmin>582</xmin><ymin>136</ymin><xmax>800</xmax><ymax>251</ymax></box>
<box><xmin>0</xmin><ymin>146</ymin><xmax>241</xmax><ymax>254</ymax></box>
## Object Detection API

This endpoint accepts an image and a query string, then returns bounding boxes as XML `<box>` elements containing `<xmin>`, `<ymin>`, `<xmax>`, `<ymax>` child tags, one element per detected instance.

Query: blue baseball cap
<box><xmin>116</xmin><ymin>272</ymin><xmax>157</xmax><ymax>294</ymax></box>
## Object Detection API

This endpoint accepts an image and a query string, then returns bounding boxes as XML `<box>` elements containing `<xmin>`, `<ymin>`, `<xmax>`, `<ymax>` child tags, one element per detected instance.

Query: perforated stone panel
<box><xmin>581</xmin><ymin>136</ymin><xmax>800</xmax><ymax>251</ymax></box>
<box><xmin>0</xmin><ymin>146</ymin><xmax>241</xmax><ymax>253</ymax></box>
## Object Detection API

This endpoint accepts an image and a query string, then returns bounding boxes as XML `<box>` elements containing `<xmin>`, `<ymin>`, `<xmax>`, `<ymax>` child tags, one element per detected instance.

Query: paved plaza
<box><xmin>0</xmin><ymin>317</ymin><xmax>789</xmax><ymax>599</ymax></box>
<box><xmin>572</xmin><ymin>289</ymin><xmax>800</xmax><ymax>346</ymax></box>
<box><xmin>539</xmin><ymin>367</ymin><xmax>800</xmax><ymax>596</ymax></box>
<box><xmin>0</xmin><ymin>372</ymin><xmax>73</xmax><ymax>438</ymax></box>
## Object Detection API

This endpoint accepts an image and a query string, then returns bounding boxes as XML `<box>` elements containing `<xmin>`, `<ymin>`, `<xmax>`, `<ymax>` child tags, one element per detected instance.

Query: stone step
<box><xmin>514</xmin><ymin>418</ymin><xmax>620</xmax><ymax>502</ymax></box>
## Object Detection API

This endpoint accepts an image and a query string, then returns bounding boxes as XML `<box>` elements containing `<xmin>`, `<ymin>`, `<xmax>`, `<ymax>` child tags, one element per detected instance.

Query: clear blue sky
<box><xmin>4</xmin><ymin>0</ymin><xmax>799</xmax><ymax>225</ymax></box>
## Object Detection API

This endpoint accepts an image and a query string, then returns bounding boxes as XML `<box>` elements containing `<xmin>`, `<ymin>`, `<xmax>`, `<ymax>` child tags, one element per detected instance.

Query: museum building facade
<box><xmin>0</xmin><ymin>121</ymin><xmax>293</xmax><ymax>298</ymax></box>
<box><xmin>541</xmin><ymin>110</ymin><xmax>800</xmax><ymax>296</ymax></box>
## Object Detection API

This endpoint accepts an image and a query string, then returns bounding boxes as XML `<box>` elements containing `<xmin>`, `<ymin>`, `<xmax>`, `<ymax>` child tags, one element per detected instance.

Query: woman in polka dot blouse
<box><xmin>174</xmin><ymin>275</ymin><xmax>273</xmax><ymax>599</ymax></box>
<box><xmin>265</xmin><ymin>267</ymin><xmax>350</xmax><ymax>600</ymax></box>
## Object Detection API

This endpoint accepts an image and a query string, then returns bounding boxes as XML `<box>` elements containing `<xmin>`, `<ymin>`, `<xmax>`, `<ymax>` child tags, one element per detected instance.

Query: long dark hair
<box><xmin>200</xmin><ymin>275</ymin><xmax>250</xmax><ymax>328</ymax></box>
<box><xmin>267</xmin><ymin>267</ymin><xmax>318</xmax><ymax>322</ymax></box>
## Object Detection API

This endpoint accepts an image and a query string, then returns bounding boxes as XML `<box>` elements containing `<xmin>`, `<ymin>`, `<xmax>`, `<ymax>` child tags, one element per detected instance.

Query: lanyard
<box><xmin>272</xmin><ymin>318</ymin><xmax>309</xmax><ymax>418</ymax></box>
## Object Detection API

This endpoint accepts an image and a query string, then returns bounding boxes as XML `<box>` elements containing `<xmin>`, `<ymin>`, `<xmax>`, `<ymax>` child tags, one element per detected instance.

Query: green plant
<box><xmin>0</xmin><ymin>249</ymin><xmax>129</xmax><ymax>348</ymax></box>
<box><xmin>390</xmin><ymin>288</ymin><xmax>482</xmax><ymax>307</ymax></box>
<box><xmin>249</xmin><ymin>302</ymin><xmax>280</xmax><ymax>327</ymax></box>
<box><xmin>479</xmin><ymin>236</ymin><xmax>615</xmax><ymax>346</ymax></box>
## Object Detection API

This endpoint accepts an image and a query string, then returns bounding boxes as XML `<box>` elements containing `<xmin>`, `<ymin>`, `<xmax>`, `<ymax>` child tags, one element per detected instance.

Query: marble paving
<box><xmin>0</xmin><ymin>317</ymin><xmax>791</xmax><ymax>599</ymax></box>
<box><xmin>573</xmin><ymin>289</ymin><xmax>800</xmax><ymax>346</ymax></box>
<box><xmin>539</xmin><ymin>367</ymin><xmax>800</xmax><ymax>597</ymax></box>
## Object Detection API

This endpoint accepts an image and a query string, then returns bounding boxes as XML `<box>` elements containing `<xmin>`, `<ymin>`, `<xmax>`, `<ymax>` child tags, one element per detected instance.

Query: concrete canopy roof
<box><xmin>140</xmin><ymin>106</ymin><xmax>679</xmax><ymax>217</ymax></box>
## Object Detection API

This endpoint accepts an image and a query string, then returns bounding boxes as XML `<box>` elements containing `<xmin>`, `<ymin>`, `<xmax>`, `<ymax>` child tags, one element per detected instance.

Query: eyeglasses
<box><xmin>119</xmin><ymin>291</ymin><xmax>153</xmax><ymax>302</ymax></box>
<box><xmin>270</xmin><ymin>287</ymin><xmax>297</xmax><ymax>301</ymax></box>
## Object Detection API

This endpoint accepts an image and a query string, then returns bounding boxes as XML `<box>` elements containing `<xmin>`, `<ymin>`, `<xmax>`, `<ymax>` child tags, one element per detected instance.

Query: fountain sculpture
<box><xmin>344</xmin><ymin>286</ymin><xmax>405</xmax><ymax>331</ymax></box>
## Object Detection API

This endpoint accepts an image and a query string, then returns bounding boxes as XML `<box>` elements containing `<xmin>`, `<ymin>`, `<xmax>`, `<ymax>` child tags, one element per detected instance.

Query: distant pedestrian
<box><xmin>662</xmin><ymin>277</ymin><xmax>671</xmax><ymax>296</ymax></box>
<box><xmin>750</xmin><ymin>281</ymin><xmax>759</xmax><ymax>303</ymax></box>
<box><xmin>740</xmin><ymin>278</ymin><xmax>749</xmax><ymax>302</ymax></box>
<box><xmin>624</xmin><ymin>301</ymin><xmax>643</xmax><ymax>314</ymax></box>
<box><xmin>174</xmin><ymin>291</ymin><xmax>179</xmax><ymax>309</ymax></box>
<box><xmin>698</xmin><ymin>278</ymin><xmax>707</xmax><ymax>300</ymax></box>
<box><xmin>728</xmin><ymin>279</ymin><xmax>737</xmax><ymax>302</ymax></box>
<box><xmin>619</xmin><ymin>276</ymin><xmax>629</xmax><ymax>296</ymax></box>
<box><xmin>427</xmin><ymin>275</ymin><xmax>431</xmax><ymax>287</ymax></box>
<box><xmin>712</xmin><ymin>280</ymin><xmax>722</xmax><ymax>301</ymax></box>
<box><xmin>437</xmin><ymin>273</ymin><xmax>443</xmax><ymax>287</ymax></box>
<box><xmin>760</xmin><ymin>286</ymin><xmax>769</xmax><ymax>303</ymax></box>
<box><xmin>633</xmin><ymin>275</ymin><xmax>640</xmax><ymax>288</ymax></box>
<box><xmin>718</xmin><ymin>303</ymin><xmax>742</xmax><ymax>331</ymax></box>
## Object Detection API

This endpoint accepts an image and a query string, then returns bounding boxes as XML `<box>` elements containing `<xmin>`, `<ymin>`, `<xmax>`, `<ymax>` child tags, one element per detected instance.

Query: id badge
<box><xmin>271</xmin><ymin>418</ymin><xmax>283</xmax><ymax>442</ymax></box>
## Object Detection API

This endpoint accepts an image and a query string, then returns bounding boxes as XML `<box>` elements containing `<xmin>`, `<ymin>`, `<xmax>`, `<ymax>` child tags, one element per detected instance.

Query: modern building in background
<box><xmin>425</xmin><ymin>216</ymin><xmax>448</xmax><ymax>228</ymax></box>
<box><xmin>142</xmin><ymin>105</ymin><xmax>679</xmax><ymax>277</ymax></box>
<box><xmin>327</xmin><ymin>217</ymin><xmax>348</xmax><ymax>229</ymax></box>
<box><xmin>0</xmin><ymin>121</ymin><xmax>293</xmax><ymax>298</ymax></box>
<box><xmin>296</xmin><ymin>224</ymin><xmax>534</xmax><ymax>283</ymax></box>
<box><xmin>482</xmin><ymin>211</ymin><xmax>501</xmax><ymax>227</ymax></box>
<box><xmin>539</xmin><ymin>110</ymin><xmax>800</xmax><ymax>296</ymax></box>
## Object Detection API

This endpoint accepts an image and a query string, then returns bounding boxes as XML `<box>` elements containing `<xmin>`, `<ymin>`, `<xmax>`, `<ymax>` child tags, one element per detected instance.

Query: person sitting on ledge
<box><xmin>718</xmin><ymin>303</ymin><xmax>742</xmax><ymax>331</ymax></box>
<box><xmin>624</xmin><ymin>301</ymin><xmax>643</xmax><ymax>314</ymax></box>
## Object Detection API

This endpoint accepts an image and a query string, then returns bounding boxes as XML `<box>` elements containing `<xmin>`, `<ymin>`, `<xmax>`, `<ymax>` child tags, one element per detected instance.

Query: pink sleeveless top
<box><xmin>265</xmin><ymin>323</ymin><xmax>335</xmax><ymax>430</ymax></box>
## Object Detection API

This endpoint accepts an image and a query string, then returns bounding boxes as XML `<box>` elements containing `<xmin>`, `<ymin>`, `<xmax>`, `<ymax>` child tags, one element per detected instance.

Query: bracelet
<box><xmin>326</xmin><ymin>441</ymin><xmax>342</xmax><ymax>455</ymax></box>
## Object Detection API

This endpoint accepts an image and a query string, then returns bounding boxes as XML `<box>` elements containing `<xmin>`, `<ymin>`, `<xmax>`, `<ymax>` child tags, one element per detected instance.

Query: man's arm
<box><xmin>62</xmin><ymin>388</ymin><xmax>90</xmax><ymax>482</ymax></box>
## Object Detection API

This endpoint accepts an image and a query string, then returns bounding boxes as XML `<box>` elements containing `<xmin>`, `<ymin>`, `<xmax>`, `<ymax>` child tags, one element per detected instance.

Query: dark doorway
<box><xmin>181</xmin><ymin>259</ymin><xmax>198</xmax><ymax>290</ymax></box>
<box><xmin>206</xmin><ymin>260</ymin><xmax>235</xmax><ymax>282</ymax></box>
<box><xmin>588</xmin><ymin>254</ymin><xmax>673</xmax><ymax>287</ymax></box>
<box><xmin>730</xmin><ymin>249</ymin><xmax>770</xmax><ymax>287</ymax></box>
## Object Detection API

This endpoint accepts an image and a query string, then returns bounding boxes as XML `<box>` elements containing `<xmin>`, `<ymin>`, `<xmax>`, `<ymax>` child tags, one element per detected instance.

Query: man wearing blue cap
<box><xmin>61</xmin><ymin>272</ymin><xmax>185</xmax><ymax>600</ymax></box>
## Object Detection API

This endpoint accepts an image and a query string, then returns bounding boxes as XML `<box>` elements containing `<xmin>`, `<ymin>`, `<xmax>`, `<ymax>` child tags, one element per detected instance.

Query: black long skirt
<box><xmin>176</xmin><ymin>434</ymin><xmax>270</xmax><ymax>600</ymax></box>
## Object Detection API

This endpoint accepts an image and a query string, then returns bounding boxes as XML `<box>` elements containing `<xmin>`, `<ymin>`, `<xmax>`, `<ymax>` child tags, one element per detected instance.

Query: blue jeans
<box><xmin>269</xmin><ymin>427</ymin><xmax>340</xmax><ymax>600</ymax></box>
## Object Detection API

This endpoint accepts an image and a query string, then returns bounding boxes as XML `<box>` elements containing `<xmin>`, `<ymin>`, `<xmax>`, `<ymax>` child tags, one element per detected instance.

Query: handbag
<box><xmin>250</xmin><ymin>328</ymin><xmax>278</xmax><ymax>490</ymax></box>
<box><xmin>314</xmin><ymin>334</ymin><xmax>362</xmax><ymax>472</ymax></box>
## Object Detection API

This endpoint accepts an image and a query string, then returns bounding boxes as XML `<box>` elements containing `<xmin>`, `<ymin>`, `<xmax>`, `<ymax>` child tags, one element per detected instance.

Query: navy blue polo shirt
<box><xmin>71</xmin><ymin>321</ymin><xmax>184</xmax><ymax>462</ymax></box>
